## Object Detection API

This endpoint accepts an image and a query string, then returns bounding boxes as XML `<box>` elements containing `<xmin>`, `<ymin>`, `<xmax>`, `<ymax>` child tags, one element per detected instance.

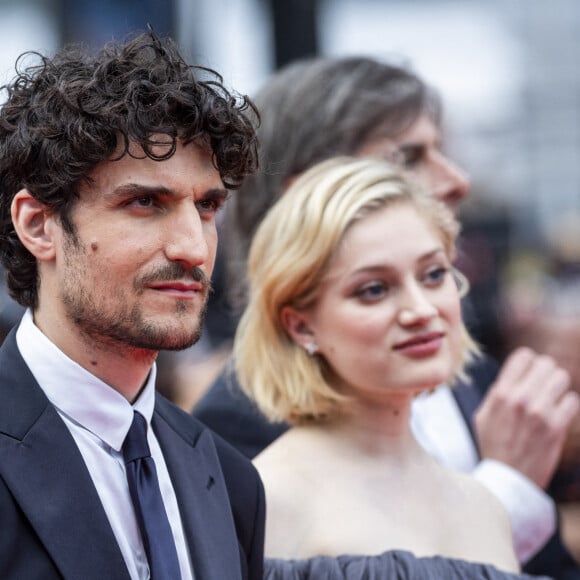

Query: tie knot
<box><xmin>122</xmin><ymin>411</ymin><xmax>151</xmax><ymax>463</ymax></box>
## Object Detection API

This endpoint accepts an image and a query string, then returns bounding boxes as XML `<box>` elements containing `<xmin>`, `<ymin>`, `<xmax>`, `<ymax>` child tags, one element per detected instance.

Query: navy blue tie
<box><xmin>123</xmin><ymin>411</ymin><xmax>182</xmax><ymax>580</ymax></box>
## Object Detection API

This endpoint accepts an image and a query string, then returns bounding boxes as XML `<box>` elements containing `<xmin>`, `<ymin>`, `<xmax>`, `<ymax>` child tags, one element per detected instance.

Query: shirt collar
<box><xmin>16</xmin><ymin>309</ymin><xmax>157</xmax><ymax>452</ymax></box>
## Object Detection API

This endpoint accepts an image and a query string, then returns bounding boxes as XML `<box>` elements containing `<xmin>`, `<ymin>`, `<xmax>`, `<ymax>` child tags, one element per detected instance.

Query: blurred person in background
<box><xmin>501</xmin><ymin>230</ymin><xmax>580</xmax><ymax>563</ymax></box>
<box><xmin>192</xmin><ymin>55</ymin><xmax>580</xmax><ymax>579</ymax></box>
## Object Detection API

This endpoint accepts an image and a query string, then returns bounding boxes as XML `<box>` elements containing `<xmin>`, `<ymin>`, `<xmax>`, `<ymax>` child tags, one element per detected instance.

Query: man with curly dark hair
<box><xmin>0</xmin><ymin>31</ymin><xmax>264</xmax><ymax>579</ymax></box>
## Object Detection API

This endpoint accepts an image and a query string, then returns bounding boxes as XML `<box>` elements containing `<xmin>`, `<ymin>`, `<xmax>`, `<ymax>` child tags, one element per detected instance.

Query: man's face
<box><xmin>355</xmin><ymin>115</ymin><xmax>470</xmax><ymax>213</ymax></box>
<box><xmin>52</xmin><ymin>140</ymin><xmax>226</xmax><ymax>352</ymax></box>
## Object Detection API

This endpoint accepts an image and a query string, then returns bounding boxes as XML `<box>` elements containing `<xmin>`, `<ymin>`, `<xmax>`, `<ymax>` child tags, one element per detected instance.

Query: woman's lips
<box><xmin>393</xmin><ymin>332</ymin><xmax>444</xmax><ymax>357</ymax></box>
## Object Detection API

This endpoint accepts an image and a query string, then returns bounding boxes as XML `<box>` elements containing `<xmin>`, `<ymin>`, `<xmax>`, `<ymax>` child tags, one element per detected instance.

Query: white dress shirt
<box><xmin>411</xmin><ymin>385</ymin><xmax>556</xmax><ymax>564</ymax></box>
<box><xmin>16</xmin><ymin>309</ymin><xmax>194</xmax><ymax>580</ymax></box>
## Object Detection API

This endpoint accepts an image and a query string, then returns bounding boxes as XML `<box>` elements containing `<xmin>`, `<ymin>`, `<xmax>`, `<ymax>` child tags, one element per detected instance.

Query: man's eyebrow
<box><xmin>104</xmin><ymin>183</ymin><xmax>229</xmax><ymax>200</ymax></box>
<box><xmin>104</xmin><ymin>183</ymin><xmax>171</xmax><ymax>200</ymax></box>
<box><xmin>200</xmin><ymin>188</ymin><xmax>231</xmax><ymax>202</ymax></box>
<box><xmin>395</xmin><ymin>143</ymin><xmax>426</xmax><ymax>153</ymax></box>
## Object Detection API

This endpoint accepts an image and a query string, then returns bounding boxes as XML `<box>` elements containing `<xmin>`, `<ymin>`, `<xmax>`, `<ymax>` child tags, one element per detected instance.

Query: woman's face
<box><xmin>355</xmin><ymin>115</ymin><xmax>469</xmax><ymax>214</ymax></box>
<box><xmin>286</xmin><ymin>203</ymin><xmax>463</xmax><ymax>402</ymax></box>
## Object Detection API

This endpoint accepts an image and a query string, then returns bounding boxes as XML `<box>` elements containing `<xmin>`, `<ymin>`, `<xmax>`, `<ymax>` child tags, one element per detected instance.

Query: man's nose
<box><xmin>431</xmin><ymin>152</ymin><xmax>470</xmax><ymax>209</ymax></box>
<box><xmin>164</xmin><ymin>206</ymin><xmax>209</xmax><ymax>268</ymax></box>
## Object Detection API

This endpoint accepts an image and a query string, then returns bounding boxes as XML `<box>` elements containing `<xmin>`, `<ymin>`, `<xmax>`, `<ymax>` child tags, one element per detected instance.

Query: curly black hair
<box><xmin>0</xmin><ymin>31</ymin><xmax>259</xmax><ymax>308</ymax></box>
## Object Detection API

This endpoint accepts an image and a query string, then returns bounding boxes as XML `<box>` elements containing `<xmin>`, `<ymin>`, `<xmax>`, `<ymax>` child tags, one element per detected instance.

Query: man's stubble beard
<box><xmin>60</xmin><ymin>232</ymin><xmax>210</xmax><ymax>353</ymax></box>
<box><xmin>63</xmin><ymin>283</ymin><xmax>209</xmax><ymax>353</ymax></box>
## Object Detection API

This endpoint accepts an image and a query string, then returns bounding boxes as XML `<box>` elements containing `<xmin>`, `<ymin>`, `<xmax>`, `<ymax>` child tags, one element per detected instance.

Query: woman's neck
<box><xmin>305</xmin><ymin>392</ymin><xmax>426</xmax><ymax>463</ymax></box>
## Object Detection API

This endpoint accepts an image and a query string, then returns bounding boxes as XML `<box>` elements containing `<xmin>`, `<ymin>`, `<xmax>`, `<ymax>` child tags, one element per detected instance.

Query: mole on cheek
<box><xmin>91</xmin><ymin>242</ymin><xmax>98</xmax><ymax>252</ymax></box>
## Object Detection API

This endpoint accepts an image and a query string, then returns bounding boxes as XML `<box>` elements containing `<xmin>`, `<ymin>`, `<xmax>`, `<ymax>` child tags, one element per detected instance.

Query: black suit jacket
<box><xmin>194</xmin><ymin>355</ymin><xmax>579</xmax><ymax>579</ymax></box>
<box><xmin>0</xmin><ymin>329</ymin><xmax>265</xmax><ymax>579</ymax></box>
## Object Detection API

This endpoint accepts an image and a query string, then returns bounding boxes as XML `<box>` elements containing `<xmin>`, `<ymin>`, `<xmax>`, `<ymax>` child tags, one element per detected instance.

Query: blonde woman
<box><xmin>235</xmin><ymin>157</ymin><xmax>541</xmax><ymax>579</ymax></box>
<box><xmin>195</xmin><ymin>56</ymin><xmax>579</xmax><ymax>579</ymax></box>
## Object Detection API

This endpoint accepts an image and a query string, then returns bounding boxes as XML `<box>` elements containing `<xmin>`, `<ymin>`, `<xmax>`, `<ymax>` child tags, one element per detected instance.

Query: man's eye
<box><xmin>130</xmin><ymin>196</ymin><xmax>155</xmax><ymax>208</ymax></box>
<box><xmin>196</xmin><ymin>198</ymin><xmax>224</xmax><ymax>214</ymax></box>
<box><xmin>392</xmin><ymin>146</ymin><xmax>424</xmax><ymax>168</ymax></box>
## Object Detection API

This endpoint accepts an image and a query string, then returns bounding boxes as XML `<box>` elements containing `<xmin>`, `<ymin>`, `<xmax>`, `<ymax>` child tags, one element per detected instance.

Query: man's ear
<box><xmin>11</xmin><ymin>189</ymin><xmax>57</xmax><ymax>261</ymax></box>
<box><xmin>280</xmin><ymin>305</ymin><xmax>316</xmax><ymax>349</ymax></box>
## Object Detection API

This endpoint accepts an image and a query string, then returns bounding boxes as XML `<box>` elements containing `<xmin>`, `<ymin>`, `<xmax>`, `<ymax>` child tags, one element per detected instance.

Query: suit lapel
<box><xmin>0</xmin><ymin>330</ymin><xmax>130</xmax><ymax>580</ymax></box>
<box><xmin>452</xmin><ymin>354</ymin><xmax>500</xmax><ymax>457</ymax></box>
<box><xmin>154</xmin><ymin>401</ymin><xmax>243</xmax><ymax>580</ymax></box>
<box><xmin>451</xmin><ymin>380</ymin><xmax>483</xmax><ymax>453</ymax></box>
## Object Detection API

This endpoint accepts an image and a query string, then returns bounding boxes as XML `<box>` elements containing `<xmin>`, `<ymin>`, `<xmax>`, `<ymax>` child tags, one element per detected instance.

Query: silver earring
<box><xmin>305</xmin><ymin>341</ymin><xmax>318</xmax><ymax>356</ymax></box>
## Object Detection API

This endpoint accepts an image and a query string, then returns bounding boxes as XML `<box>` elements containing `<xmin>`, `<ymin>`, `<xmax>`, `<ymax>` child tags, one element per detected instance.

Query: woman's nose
<box><xmin>397</xmin><ymin>284</ymin><xmax>438</xmax><ymax>326</ymax></box>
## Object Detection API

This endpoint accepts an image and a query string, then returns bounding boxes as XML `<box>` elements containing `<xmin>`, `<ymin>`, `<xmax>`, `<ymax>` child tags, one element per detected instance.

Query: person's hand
<box><xmin>474</xmin><ymin>346</ymin><xmax>580</xmax><ymax>489</ymax></box>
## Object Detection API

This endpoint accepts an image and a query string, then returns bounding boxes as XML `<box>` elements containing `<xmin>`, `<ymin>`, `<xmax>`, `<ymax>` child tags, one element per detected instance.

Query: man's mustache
<box><xmin>137</xmin><ymin>264</ymin><xmax>212</xmax><ymax>292</ymax></box>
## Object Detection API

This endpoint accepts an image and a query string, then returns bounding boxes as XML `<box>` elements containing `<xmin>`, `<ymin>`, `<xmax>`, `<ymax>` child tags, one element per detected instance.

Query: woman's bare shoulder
<box><xmin>442</xmin><ymin>469</ymin><xmax>519</xmax><ymax>572</ymax></box>
<box><xmin>254</xmin><ymin>429</ymin><xmax>321</xmax><ymax>501</ymax></box>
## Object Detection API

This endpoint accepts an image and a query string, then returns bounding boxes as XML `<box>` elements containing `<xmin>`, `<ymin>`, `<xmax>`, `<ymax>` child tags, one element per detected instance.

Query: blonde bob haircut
<box><xmin>234</xmin><ymin>157</ymin><xmax>479</xmax><ymax>424</ymax></box>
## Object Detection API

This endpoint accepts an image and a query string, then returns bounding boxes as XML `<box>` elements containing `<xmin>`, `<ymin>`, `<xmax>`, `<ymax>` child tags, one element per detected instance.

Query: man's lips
<box><xmin>146</xmin><ymin>281</ymin><xmax>205</xmax><ymax>294</ymax></box>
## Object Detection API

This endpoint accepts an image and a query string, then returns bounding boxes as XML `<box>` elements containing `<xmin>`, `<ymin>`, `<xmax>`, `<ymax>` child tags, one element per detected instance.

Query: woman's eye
<box><xmin>355</xmin><ymin>282</ymin><xmax>388</xmax><ymax>302</ymax></box>
<box><xmin>423</xmin><ymin>267</ymin><xmax>448</xmax><ymax>286</ymax></box>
